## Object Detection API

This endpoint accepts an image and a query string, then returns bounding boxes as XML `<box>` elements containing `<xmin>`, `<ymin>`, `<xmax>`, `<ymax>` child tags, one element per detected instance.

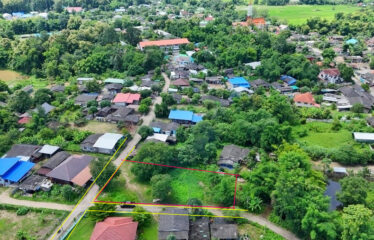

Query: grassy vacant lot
<box><xmin>0</xmin><ymin>209</ymin><xmax>66</xmax><ymax>240</ymax></box>
<box><xmin>238</xmin><ymin>5</ymin><xmax>360</xmax><ymax>25</ymax></box>
<box><xmin>238</xmin><ymin>222</ymin><xmax>285</xmax><ymax>240</ymax></box>
<box><xmin>68</xmin><ymin>214</ymin><xmax>158</xmax><ymax>240</ymax></box>
<box><xmin>292</xmin><ymin>122</ymin><xmax>354</xmax><ymax>148</ymax></box>
<box><xmin>0</xmin><ymin>70</ymin><xmax>27</xmax><ymax>86</ymax></box>
<box><xmin>98</xmin><ymin>176</ymin><xmax>140</xmax><ymax>203</ymax></box>
<box><xmin>73</xmin><ymin>121</ymin><xmax>121</xmax><ymax>134</ymax></box>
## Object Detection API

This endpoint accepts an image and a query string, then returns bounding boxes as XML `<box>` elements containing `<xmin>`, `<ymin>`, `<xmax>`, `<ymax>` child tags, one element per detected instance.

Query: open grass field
<box><xmin>292</xmin><ymin>122</ymin><xmax>354</xmax><ymax>148</ymax></box>
<box><xmin>73</xmin><ymin>120</ymin><xmax>121</xmax><ymax>134</ymax></box>
<box><xmin>237</xmin><ymin>4</ymin><xmax>361</xmax><ymax>25</ymax></box>
<box><xmin>0</xmin><ymin>209</ymin><xmax>66</xmax><ymax>240</ymax></box>
<box><xmin>0</xmin><ymin>70</ymin><xmax>27</xmax><ymax>86</ymax></box>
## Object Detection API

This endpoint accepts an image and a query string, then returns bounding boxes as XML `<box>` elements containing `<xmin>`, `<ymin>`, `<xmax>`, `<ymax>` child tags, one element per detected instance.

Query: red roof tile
<box><xmin>294</xmin><ymin>92</ymin><xmax>320</xmax><ymax>107</ymax></box>
<box><xmin>321</xmin><ymin>68</ymin><xmax>340</xmax><ymax>76</ymax></box>
<box><xmin>91</xmin><ymin>217</ymin><xmax>138</xmax><ymax>240</ymax></box>
<box><xmin>139</xmin><ymin>38</ymin><xmax>190</xmax><ymax>48</ymax></box>
<box><xmin>112</xmin><ymin>93</ymin><xmax>141</xmax><ymax>104</ymax></box>
<box><xmin>172</xmin><ymin>79</ymin><xmax>190</xmax><ymax>86</ymax></box>
<box><xmin>18</xmin><ymin>117</ymin><xmax>31</xmax><ymax>124</ymax></box>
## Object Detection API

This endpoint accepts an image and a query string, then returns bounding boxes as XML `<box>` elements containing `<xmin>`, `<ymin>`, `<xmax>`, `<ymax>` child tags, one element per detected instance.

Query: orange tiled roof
<box><xmin>294</xmin><ymin>92</ymin><xmax>320</xmax><ymax>107</ymax></box>
<box><xmin>90</xmin><ymin>217</ymin><xmax>138</xmax><ymax>240</ymax></box>
<box><xmin>139</xmin><ymin>38</ymin><xmax>190</xmax><ymax>48</ymax></box>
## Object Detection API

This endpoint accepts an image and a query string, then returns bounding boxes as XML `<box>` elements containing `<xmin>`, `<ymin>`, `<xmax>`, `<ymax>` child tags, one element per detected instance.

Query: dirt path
<box><xmin>313</xmin><ymin>161</ymin><xmax>374</xmax><ymax>173</ymax></box>
<box><xmin>0</xmin><ymin>189</ymin><xmax>73</xmax><ymax>211</ymax></box>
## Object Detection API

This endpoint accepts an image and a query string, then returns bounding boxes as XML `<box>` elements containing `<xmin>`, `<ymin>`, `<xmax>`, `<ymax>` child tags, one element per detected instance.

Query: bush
<box><xmin>16</xmin><ymin>207</ymin><xmax>29</xmax><ymax>216</ymax></box>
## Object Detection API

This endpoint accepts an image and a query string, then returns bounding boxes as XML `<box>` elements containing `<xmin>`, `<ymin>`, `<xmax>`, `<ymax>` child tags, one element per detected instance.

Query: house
<box><xmin>138</xmin><ymin>38</ymin><xmax>190</xmax><ymax>51</ymax></box>
<box><xmin>38</xmin><ymin>145</ymin><xmax>59</xmax><ymax>157</ymax></box>
<box><xmin>22</xmin><ymin>85</ymin><xmax>33</xmax><ymax>94</ymax></box>
<box><xmin>104</xmin><ymin>78</ymin><xmax>126</xmax><ymax>85</ymax></box>
<box><xmin>47</xmin><ymin>155</ymin><xmax>93</xmax><ymax>186</ymax></box>
<box><xmin>158</xmin><ymin>209</ymin><xmax>189</xmax><ymax>240</ymax></box>
<box><xmin>50</xmin><ymin>85</ymin><xmax>65</xmax><ymax>93</ymax></box>
<box><xmin>228</xmin><ymin>77</ymin><xmax>250</xmax><ymax>89</ymax></box>
<box><xmin>90</xmin><ymin>217</ymin><xmax>138</xmax><ymax>240</ymax></box>
<box><xmin>281</xmin><ymin>75</ymin><xmax>297</xmax><ymax>86</ymax></box>
<box><xmin>35</xmin><ymin>102</ymin><xmax>56</xmax><ymax>114</ymax></box>
<box><xmin>353</xmin><ymin>132</ymin><xmax>374</xmax><ymax>143</ymax></box>
<box><xmin>359</xmin><ymin>72</ymin><xmax>374</xmax><ymax>86</ymax></box>
<box><xmin>66</xmin><ymin>7</ymin><xmax>83</xmax><ymax>13</ymax></box>
<box><xmin>5</xmin><ymin>144</ymin><xmax>41</xmax><ymax>162</ymax></box>
<box><xmin>333</xmin><ymin>167</ymin><xmax>348</xmax><ymax>177</ymax></box>
<box><xmin>293</xmin><ymin>92</ymin><xmax>320</xmax><ymax>108</ymax></box>
<box><xmin>77</xmin><ymin>77</ymin><xmax>94</xmax><ymax>85</ymax></box>
<box><xmin>37</xmin><ymin>151</ymin><xmax>70</xmax><ymax>176</ymax></box>
<box><xmin>339</xmin><ymin>85</ymin><xmax>374</xmax><ymax>112</ymax></box>
<box><xmin>200</xmin><ymin>95</ymin><xmax>230</xmax><ymax>107</ymax></box>
<box><xmin>18</xmin><ymin>116</ymin><xmax>31</xmax><ymax>124</ymax></box>
<box><xmin>172</xmin><ymin>79</ymin><xmax>190</xmax><ymax>88</ymax></box>
<box><xmin>93</xmin><ymin>133</ymin><xmax>124</xmax><ymax>154</ymax></box>
<box><xmin>189</xmin><ymin>218</ymin><xmax>210</xmax><ymax>240</ymax></box>
<box><xmin>104</xmin><ymin>83</ymin><xmax>123</xmax><ymax>94</ymax></box>
<box><xmin>205</xmin><ymin>76</ymin><xmax>223</xmax><ymax>84</ymax></box>
<box><xmin>218</xmin><ymin>144</ymin><xmax>250</xmax><ymax>169</ymax></box>
<box><xmin>0</xmin><ymin>157</ymin><xmax>35</xmax><ymax>185</ymax></box>
<box><xmin>112</xmin><ymin>93</ymin><xmax>141</xmax><ymax>106</ymax></box>
<box><xmin>96</xmin><ymin>106</ymin><xmax>116</xmax><ymax>119</ymax></box>
<box><xmin>319</xmin><ymin>69</ymin><xmax>343</xmax><ymax>84</ymax></box>
<box><xmin>81</xmin><ymin>134</ymin><xmax>103</xmax><ymax>152</ymax></box>
<box><xmin>18</xmin><ymin>174</ymin><xmax>46</xmax><ymax>193</ymax></box>
<box><xmin>106</xmin><ymin>107</ymin><xmax>138</xmax><ymax>124</ymax></box>
<box><xmin>245</xmin><ymin>61</ymin><xmax>261</xmax><ymax>70</ymax></box>
<box><xmin>250</xmin><ymin>79</ymin><xmax>270</xmax><ymax>90</ymax></box>
<box><xmin>150</xmin><ymin>121</ymin><xmax>180</xmax><ymax>136</ymax></box>
<box><xmin>75</xmin><ymin>94</ymin><xmax>98</xmax><ymax>107</ymax></box>
<box><xmin>168</xmin><ymin>110</ymin><xmax>202</xmax><ymax>124</ymax></box>
<box><xmin>145</xmin><ymin>133</ymin><xmax>169</xmax><ymax>143</ymax></box>
<box><xmin>210</xmin><ymin>223</ymin><xmax>238</xmax><ymax>240</ymax></box>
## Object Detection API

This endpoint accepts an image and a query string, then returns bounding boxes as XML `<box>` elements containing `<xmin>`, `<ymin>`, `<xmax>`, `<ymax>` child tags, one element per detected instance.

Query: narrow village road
<box><xmin>48</xmin><ymin>72</ymin><xmax>171</xmax><ymax>240</ymax></box>
<box><xmin>0</xmin><ymin>189</ymin><xmax>73</xmax><ymax>211</ymax></box>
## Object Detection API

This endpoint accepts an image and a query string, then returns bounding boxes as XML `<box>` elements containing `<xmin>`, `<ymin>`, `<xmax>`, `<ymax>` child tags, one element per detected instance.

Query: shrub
<box><xmin>16</xmin><ymin>207</ymin><xmax>29</xmax><ymax>216</ymax></box>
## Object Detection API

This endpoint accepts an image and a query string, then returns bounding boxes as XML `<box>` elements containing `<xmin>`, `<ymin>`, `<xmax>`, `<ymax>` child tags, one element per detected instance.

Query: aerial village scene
<box><xmin>0</xmin><ymin>0</ymin><xmax>374</xmax><ymax>239</ymax></box>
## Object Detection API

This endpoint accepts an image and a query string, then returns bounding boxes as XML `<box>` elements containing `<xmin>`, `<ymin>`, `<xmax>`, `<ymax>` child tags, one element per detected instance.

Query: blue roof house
<box><xmin>228</xmin><ymin>77</ymin><xmax>250</xmax><ymax>88</ymax></box>
<box><xmin>346</xmin><ymin>38</ymin><xmax>358</xmax><ymax>45</ymax></box>
<box><xmin>0</xmin><ymin>157</ymin><xmax>35</xmax><ymax>185</ymax></box>
<box><xmin>281</xmin><ymin>75</ymin><xmax>297</xmax><ymax>86</ymax></box>
<box><xmin>168</xmin><ymin>110</ymin><xmax>203</xmax><ymax>124</ymax></box>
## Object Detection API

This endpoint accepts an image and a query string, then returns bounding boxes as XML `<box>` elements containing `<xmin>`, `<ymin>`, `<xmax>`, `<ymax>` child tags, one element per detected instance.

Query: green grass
<box><xmin>293</xmin><ymin>122</ymin><xmax>354</xmax><ymax>148</ymax></box>
<box><xmin>169</xmin><ymin>169</ymin><xmax>210</xmax><ymax>204</ymax></box>
<box><xmin>237</xmin><ymin>4</ymin><xmax>361</xmax><ymax>25</ymax></box>
<box><xmin>138</xmin><ymin>219</ymin><xmax>158</xmax><ymax>240</ymax></box>
<box><xmin>98</xmin><ymin>177</ymin><xmax>140</xmax><ymax>203</ymax></box>
<box><xmin>238</xmin><ymin>222</ymin><xmax>285</xmax><ymax>240</ymax></box>
<box><xmin>68</xmin><ymin>217</ymin><xmax>95</xmax><ymax>240</ymax></box>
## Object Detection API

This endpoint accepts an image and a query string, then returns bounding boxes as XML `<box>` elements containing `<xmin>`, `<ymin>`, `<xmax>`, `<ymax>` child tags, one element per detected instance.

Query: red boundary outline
<box><xmin>94</xmin><ymin>160</ymin><xmax>239</xmax><ymax>209</ymax></box>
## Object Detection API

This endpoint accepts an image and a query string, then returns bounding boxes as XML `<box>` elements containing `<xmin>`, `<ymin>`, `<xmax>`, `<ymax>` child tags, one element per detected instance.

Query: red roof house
<box><xmin>90</xmin><ymin>217</ymin><xmax>138</xmax><ymax>240</ymax></box>
<box><xmin>18</xmin><ymin>117</ymin><xmax>31</xmax><ymax>124</ymax></box>
<box><xmin>294</xmin><ymin>92</ymin><xmax>320</xmax><ymax>108</ymax></box>
<box><xmin>172</xmin><ymin>79</ymin><xmax>190</xmax><ymax>87</ymax></box>
<box><xmin>138</xmin><ymin>38</ymin><xmax>190</xmax><ymax>51</ymax></box>
<box><xmin>112</xmin><ymin>93</ymin><xmax>141</xmax><ymax>106</ymax></box>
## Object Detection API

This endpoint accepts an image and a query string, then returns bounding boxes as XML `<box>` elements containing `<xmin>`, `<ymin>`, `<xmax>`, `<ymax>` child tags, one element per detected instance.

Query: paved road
<box><xmin>48</xmin><ymin>72</ymin><xmax>171</xmax><ymax>240</ymax></box>
<box><xmin>0</xmin><ymin>189</ymin><xmax>73</xmax><ymax>211</ymax></box>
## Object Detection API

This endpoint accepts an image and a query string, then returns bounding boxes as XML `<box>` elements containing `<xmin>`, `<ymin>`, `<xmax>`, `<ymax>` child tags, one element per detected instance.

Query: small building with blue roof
<box><xmin>0</xmin><ymin>157</ymin><xmax>35</xmax><ymax>185</ymax></box>
<box><xmin>281</xmin><ymin>75</ymin><xmax>297</xmax><ymax>86</ymax></box>
<box><xmin>346</xmin><ymin>38</ymin><xmax>358</xmax><ymax>45</ymax></box>
<box><xmin>168</xmin><ymin>110</ymin><xmax>203</xmax><ymax>124</ymax></box>
<box><xmin>228</xmin><ymin>77</ymin><xmax>250</xmax><ymax>88</ymax></box>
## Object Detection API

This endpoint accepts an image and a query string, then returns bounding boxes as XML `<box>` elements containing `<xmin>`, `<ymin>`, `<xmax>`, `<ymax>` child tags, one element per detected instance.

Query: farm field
<box><xmin>0</xmin><ymin>70</ymin><xmax>28</xmax><ymax>86</ymax></box>
<box><xmin>0</xmin><ymin>209</ymin><xmax>66</xmax><ymax>240</ymax></box>
<box><xmin>237</xmin><ymin>4</ymin><xmax>361</xmax><ymax>25</ymax></box>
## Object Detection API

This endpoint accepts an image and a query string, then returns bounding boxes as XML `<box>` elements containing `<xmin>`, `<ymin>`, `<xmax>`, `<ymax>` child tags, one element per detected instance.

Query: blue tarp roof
<box><xmin>169</xmin><ymin>110</ymin><xmax>194</xmax><ymax>121</ymax></box>
<box><xmin>346</xmin><ymin>38</ymin><xmax>358</xmax><ymax>45</ymax></box>
<box><xmin>228</xmin><ymin>77</ymin><xmax>250</xmax><ymax>88</ymax></box>
<box><xmin>281</xmin><ymin>75</ymin><xmax>297</xmax><ymax>86</ymax></box>
<box><xmin>0</xmin><ymin>158</ymin><xmax>19</xmax><ymax>176</ymax></box>
<box><xmin>153</xmin><ymin>127</ymin><xmax>161</xmax><ymax>133</ymax></box>
<box><xmin>2</xmin><ymin>161</ymin><xmax>35</xmax><ymax>183</ymax></box>
<box><xmin>291</xmin><ymin>86</ymin><xmax>299</xmax><ymax>90</ymax></box>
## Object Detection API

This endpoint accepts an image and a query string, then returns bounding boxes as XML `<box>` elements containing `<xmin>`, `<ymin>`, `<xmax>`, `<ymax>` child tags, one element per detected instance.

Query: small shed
<box><xmin>353</xmin><ymin>132</ymin><xmax>374</xmax><ymax>143</ymax></box>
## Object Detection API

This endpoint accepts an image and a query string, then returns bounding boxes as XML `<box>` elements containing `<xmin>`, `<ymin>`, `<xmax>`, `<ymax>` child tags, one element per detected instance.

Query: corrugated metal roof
<box><xmin>353</xmin><ymin>132</ymin><xmax>374</xmax><ymax>141</ymax></box>
<box><xmin>39</xmin><ymin>145</ymin><xmax>60</xmax><ymax>155</ymax></box>
<box><xmin>2</xmin><ymin>161</ymin><xmax>35</xmax><ymax>182</ymax></box>
<box><xmin>168</xmin><ymin>110</ymin><xmax>193</xmax><ymax>121</ymax></box>
<box><xmin>93</xmin><ymin>133</ymin><xmax>124</xmax><ymax>150</ymax></box>
<box><xmin>0</xmin><ymin>158</ymin><xmax>19</xmax><ymax>175</ymax></box>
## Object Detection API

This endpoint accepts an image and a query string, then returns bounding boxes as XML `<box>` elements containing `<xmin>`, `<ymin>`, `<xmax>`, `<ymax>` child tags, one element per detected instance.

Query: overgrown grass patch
<box><xmin>238</xmin><ymin>221</ymin><xmax>285</xmax><ymax>240</ymax></box>
<box><xmin>97</xmin><ymin>177</ymin><xmax>139</xmax><ymax>203</ymax></box>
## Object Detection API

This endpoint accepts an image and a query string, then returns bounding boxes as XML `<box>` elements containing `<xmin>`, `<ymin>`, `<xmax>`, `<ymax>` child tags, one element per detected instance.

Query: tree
<box><xmin>34</xmin><ymin>88</ymin><xmax>53</xmax><ymax>104</ymax></box>
<box><xmin>138</xmin><ymin>104</ymin><xmax>150</xmax><ymax>114</ymax></box>
<box><xmin>86</xmin><ymin>80</ymin><xmax>101</xmax><ymax>93</ymax></box>
<box><xmin>212</xmin><ymin>176</ymin><xmax>236</xmax><ymax>206</ymax></box>
<box><xmin>370</xmin><ymin>56</ymin><xmax>374</xmax><ymax>70</ymax></box>
<box><xmin>87</xmin><ymin>203</ymin><xmax>116</xmax><ymax>222</ymax></box>
<box><xmin>338</xmin><ymin>64</ymin><xmax>354</xmax><ymax>82</ymax></box>
<box><xmin>322</xmin><ymin>48</ymin><xmax>336</xmax><ymax>62</ymax></box>
<box><xmin>0</xmin><ymin>80</ymin><xmax>10</xmax><ymax>93</ymax></box>
<box><xmin>337</xmin><ymin>176</ymin><xmax>368</xmax><ymax>206</ymax></box>
<box><xmin>124</xmin><ymin>27</ymin><xmax>141</xmax><ymax>46</ymax></box>
<box><xmin>150</xmin><ymin>174</ymin><xmax>172</xmax><ymax>201</ymax></box>
<box><xmin>61</xmin><ymin>185</ymin><xmax>76</xmax><ymax>202</ymax></box>
<box><xmin>90</xmin><ymin>158</ymin><xmax>120</xmax><ymax>188</ymax></box>
<box><xmin>10</xmin><ymin>90</ymin><xmax>32</xmax><ymax>113</ymax></box>
<box><xmin>167</xmin><ymin>235</ymin><xmax>176</xmax><ymax>240</ymax></box>
<box><xmin>138</xmin><ymin>126</ymin><xmax>153</xmax><ymax>140</ymax></box>
<box><xmin>301</xmin><ymin>205</ymin><xmax>337</xmax><ymax>240</ymax></box>
<box><xmin>132</xmin><ymin>207</ymin><xmax>151</xmax><ymax>228</ymax></box>
<box><xmin>342</xmin><ymin>205</ymin><xmax>374</xmax><ymax>240</ymax></box>
<box><xmin>155</xmin><ymin>103</ymin><xmax>169</xmax><ymax>118</ymax></box>
<box><xmin>351</xmin><ymin>103</ymin><xmax>364</xmax><ymax>114</ymax></box>
<box><xmin>100</xmin><ymin>100</ymin><xmax>111</xmax><ymax>108</ymax></box>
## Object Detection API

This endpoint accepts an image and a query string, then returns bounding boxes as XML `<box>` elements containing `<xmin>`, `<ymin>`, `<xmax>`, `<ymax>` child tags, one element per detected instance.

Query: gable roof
<box><xmin>71</xmin><ymin>166</ymin><xmax>92</xmax><ymax>186</ymax></box>
<box><xmin>112</xmin><ymin>93</ymin><xmax>141</xmax><ymax>104</ymax></box>
<box><xmin>294</xmin><ymin>92</ymin><xmax>319</xmax><ymax>106</ymax></box>
<box><xmin>2</xmin><ymin>161</ymin><xmax>35</xmax><ymax>182</ymax></box>
<box><xmin>172</xmin><ymin>79</ymin><xmax>190</xmax><ymax>87</ymax></box>
<box><xmin>321</xmin><ymin>68</ymin><xmax>340</xmax><ymax>76</ymax></box>
<box><xmin>0</xmin><ymin>157</ymin><xmax>19</xmax><ymax>176</ymax></box>
<box><xmin>228</xmin><ymin>77</ymin><xmax>250</xmax><ymax>87</ymax></box>
<box><xmin>168</xmin><ymin>110</ymin><xmax>202</xmax><ymax>123</ymax></box>
<box><xmin>5</xmin><ymin>144</ymin><xmax>41</xmax><ymax>158</ymax></box>
<box><xmin>47</xmin><ymin>155</ymin><xmax>93</xmax><ymax>183</ymax></box>
<box><xmin>93</xmin><ymin>133</ymin><xmax>124</xmax><ymax>150</ymax></box>
<box><xmin>81</xmin><ymin>134</ymin><xmax>103</xmax><ymax>148</ymax></box>
<box><xmin>18</xmin><ymin>116</ymin><xmax>31</xmax><ymax>124</ymax></box>
<box><xmin>218</xmin><ymin>145</ymin><xmax>250</xmax><ymax>167</ymax></box>
<box><xmin>38</xmin><ymin>145</ymin><xmax>60</xmax><ymax>155</ymax></box>
<box><xmin>139</xmin><ymin>38</ymin><xmax>190</xmax><ymax>48</ymax></box>
<box><xmin>41</xmin><ymin>151</ymin><xmax>71</xmax><ymax>170</ymax></box>
<box><xmin>158</xmin><ymin>209</ymin><xmax>189</xmax><ymax>240</ymax></box>
<box><xmin>91</xmin><ymin>217</ymin><xmax>138</xmax><ymax>240</ymax></box>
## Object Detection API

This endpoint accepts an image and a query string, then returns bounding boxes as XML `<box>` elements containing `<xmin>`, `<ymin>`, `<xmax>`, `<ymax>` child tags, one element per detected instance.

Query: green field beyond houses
<box><xmin>240</xmin><ymin>4</ymin><xmax>361</xmax><ymax>25</ymax></box>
